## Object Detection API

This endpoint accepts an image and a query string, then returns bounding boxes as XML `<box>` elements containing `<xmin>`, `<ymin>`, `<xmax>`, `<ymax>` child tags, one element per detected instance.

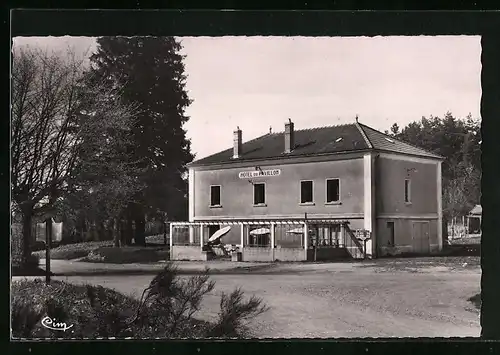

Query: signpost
<box><xmin>163</xmin><ymin>222</ymin><xmax>167</xmax><ymax>246</ymax></box>
<box><xmin>45</xmin><ymin>218</ymin><xmax>52</xmax><ymax>284</ymax></box>
<box><xmin>356</xmin><ymin>230</ymin><xmax>371</xmax><ymax>259</ymax></box>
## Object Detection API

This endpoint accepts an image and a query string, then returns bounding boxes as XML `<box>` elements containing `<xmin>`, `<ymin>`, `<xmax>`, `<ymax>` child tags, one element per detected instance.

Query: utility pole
<box><xmin>45</xmin><ymin>217</ymin><xmax>52</xmax><ymax>284</ymax></box>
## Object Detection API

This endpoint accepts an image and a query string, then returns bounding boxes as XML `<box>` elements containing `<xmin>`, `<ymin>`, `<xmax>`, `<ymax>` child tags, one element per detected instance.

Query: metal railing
<box><xmin>171</xmin><ymin>225</ymin><xmax>201</xmax><ymax>246</ymax></box>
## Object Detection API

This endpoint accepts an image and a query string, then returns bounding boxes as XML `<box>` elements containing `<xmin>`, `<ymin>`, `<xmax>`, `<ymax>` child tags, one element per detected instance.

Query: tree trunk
<box><xmin>134</xmin><ymin>216</ymin><xmax>146</xmax><ymax>246</ymax></box>
<box><xmin>451</xmin><ymin>217</ymin><xmax>455</xmax><ymax>239</ymax></box>
<box><xmin>112</xmin><ymin>218</ymin><xmax>120</xmax><ymax>247</ymax></box>
<box><xmin>125</xmin><ymin>218</ymin><xmax>133</xmax><ymax>246</ymax></box>
<box><xmin>119</xmin><ymin>219</ymin><xmax>126</xmax><ymax>246</ymax></box>
<box><xmin>21</xmin><ymin>209</ymin><xmax>33</xmax><ymax>266</ymax></box>
<box><xmin>442</xmin><ymin>215</ymin><xmax>449</xmax><ymax>245</ymax></box>
<box><xmin>96</xmin><ymin>221</ymin><xmax>103</xmax><ymax>241</ymax></box>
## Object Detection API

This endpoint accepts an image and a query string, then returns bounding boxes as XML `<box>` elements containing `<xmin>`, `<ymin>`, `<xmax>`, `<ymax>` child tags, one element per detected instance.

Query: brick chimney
<box><xmin>284</xmin><ymin>118</ymin><xmax>294</xmax><ymax>153</ymax></box>
<box><xmin>233</xmin><ymin>126</ymin><xmax>242</xmax><ymax>158</ymax></box>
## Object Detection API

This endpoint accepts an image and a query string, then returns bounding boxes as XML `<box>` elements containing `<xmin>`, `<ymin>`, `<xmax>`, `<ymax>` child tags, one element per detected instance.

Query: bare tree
<box><xmin>11</xmin><ymin>46</ymin><xmax>139</xmax><ymax>265</ymax></box>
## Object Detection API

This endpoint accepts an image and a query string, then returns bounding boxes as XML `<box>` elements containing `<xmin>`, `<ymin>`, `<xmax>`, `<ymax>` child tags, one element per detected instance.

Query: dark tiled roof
<box><xmin>357</xmin><ymin>123</ymin><xmax>444</xmax><ymax>159</ymax></box>
<box><xmin>189</xmin><ymin>122</ymin><xmax>443</xmax><ymax>167</ymax></box>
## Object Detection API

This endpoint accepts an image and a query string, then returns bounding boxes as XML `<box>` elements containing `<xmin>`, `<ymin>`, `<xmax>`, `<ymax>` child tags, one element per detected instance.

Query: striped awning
<box><xmin>170</xmin><ymin>219</ymin><xmax>351</xmax><ymax>226</ymax></box>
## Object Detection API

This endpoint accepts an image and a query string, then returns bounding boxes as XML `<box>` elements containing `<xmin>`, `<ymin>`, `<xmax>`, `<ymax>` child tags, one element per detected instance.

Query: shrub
<box><xmin>31</xmin><ymin>241</ymin><xmax>46</xmax><ymax>252</ymax></box>
<box><xmin>11</xmin><ymin>297</ymin><xmax>44</xmax><ymax>338</ymax></box>
<box><xmin>130</xmin><ymin>262</ymin><xmax>268</xmax><ymax>338</ymax></box>
<box><xmin>208</xmin><ymin>288</ymin><xmax>269</xmax><ymax>338</ymax></box>
<box><xmin>26</xmin><ymin>253</ymin><xmax>40</xmax><ymax>268</ymax></box>
<box><xmin>11</xmin><ymin>262</ymin><xmax>268</xmax><ymax>339</ymax></box>
<box><xmin>468</xmin><ymin>293</ymin><xmax>481</xmax><ymax>310</ymax></box>
<box><xmin>128</xmin><ymin>262</ymin><xmax>216</xmax><ymax>337</ymax></box>
<box><xmin>85</xmin><ymin>250</ymin><xmax>106</xmax><ymax>262</ymax></box>
<box><xmin>11</xmin><ymin>279</ymin><xmax>139</xmax><ymax>339</ymax></box>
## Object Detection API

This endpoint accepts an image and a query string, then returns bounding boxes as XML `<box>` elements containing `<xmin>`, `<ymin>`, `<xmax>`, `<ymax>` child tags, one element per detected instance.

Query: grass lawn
<box><xmin>11</xmin><ymin>266</ymin><xmax>53</xmax><ymax>277</ymax></box>
<box><xmin>33</xmin><ymin>241</ymin><xmax>114</xmax><ymax>260</ymax></box>
<box><xmin>449</xmin><ymin>236</ymin><xmax>481</xmax><ymax>245</ymax></box>
<box><xmin>33</xmin><ymin>239</ymin><xmax>169</xmax><ymax>263</ymax></box>
<box><xmin>81</xmin><ymin>246</ymin><xmax>169</xmax><ymax>264</ymax></box>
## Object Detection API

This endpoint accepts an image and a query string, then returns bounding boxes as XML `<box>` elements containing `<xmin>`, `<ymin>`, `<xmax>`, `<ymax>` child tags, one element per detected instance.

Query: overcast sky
<box><xmin>12</xmin><ymin>36</ymin><xmax>481</xmax><ymax>160</ymax></box>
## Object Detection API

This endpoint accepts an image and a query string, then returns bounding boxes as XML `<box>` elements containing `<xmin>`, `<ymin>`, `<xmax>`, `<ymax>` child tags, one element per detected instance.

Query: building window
<box><xmin>210</xmin><ymin>185</ymin><xmax>221</xmax><ymax>206</ymax></box>
<box><xmin>387</xmin><ymin>221</ymin><xmax>395</xmax><ymax>246</ymax></box>
<box><xmin>300</xmin><ymin>180</ymin><xmax>314</xmax><ymax>204</ymax></box>
<box><xmin>326</xmin><ymin>179</ymin><xmax>340</xmax><ymax>203</ymax></box>
<box><xmin>404</xmin><ymin>179</ymin><xmax>411</xmax><ymax>203</ymax></box>
<box><xmin>248</xmin><ymin>226</ymin><xmax>271</xmax><ymax>247</ymax></box>
<box><xmin>253</xmin><ymin>183</ymin><xmax>266</xmax><ymax>205</ymax></box>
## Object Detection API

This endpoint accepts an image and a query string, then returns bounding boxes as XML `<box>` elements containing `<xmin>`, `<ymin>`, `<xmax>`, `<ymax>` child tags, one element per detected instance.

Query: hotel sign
<box><xmin>238</xmin><ymin>169</ymin><xmax>281</xmax><ymax>179</ymax></box>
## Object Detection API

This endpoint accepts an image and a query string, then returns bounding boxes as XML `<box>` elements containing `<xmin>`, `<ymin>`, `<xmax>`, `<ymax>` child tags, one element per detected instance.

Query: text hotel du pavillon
<box><xmin>238</xmin><ymin>169</ymin><xmax>281</xmax><ymax>179</ymax></box>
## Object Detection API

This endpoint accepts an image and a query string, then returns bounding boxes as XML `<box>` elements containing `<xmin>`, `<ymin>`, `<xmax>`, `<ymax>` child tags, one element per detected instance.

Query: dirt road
<box><xmin>26</xmin><ymin>259</ymin><xmax>480</xmax><ymax>338</ymax></box>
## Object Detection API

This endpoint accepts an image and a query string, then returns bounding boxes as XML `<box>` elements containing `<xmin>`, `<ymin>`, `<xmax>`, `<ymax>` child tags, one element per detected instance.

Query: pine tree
<box><xmin>89</xmin><ymin>37</ymin><xmax>194</xmax><ymax>245</ymax></box>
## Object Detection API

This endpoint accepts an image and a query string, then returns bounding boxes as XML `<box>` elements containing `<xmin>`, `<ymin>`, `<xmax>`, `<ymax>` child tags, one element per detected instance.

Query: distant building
<box><xmin>171</xmin><ymin>119</ymin><xmax>444</xmax><ymax>261</ymax></box>
<box><xmin>467</xmin><ymin>205</ymin><xmax>482</xmax><ymax>234</ymax></box>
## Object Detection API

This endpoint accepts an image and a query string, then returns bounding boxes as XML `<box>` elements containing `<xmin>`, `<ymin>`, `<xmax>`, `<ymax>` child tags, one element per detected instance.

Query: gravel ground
<box><xmin>16</xmin><ymin>257</ymin><xmax>481</xmax><ymax>338</ymax></box>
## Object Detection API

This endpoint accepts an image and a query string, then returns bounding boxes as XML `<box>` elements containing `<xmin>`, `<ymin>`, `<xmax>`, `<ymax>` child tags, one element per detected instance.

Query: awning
<box><xmin>171</xmin><ymin>219</ymin><xmax>351</xmax><ymax>226</ymax></box>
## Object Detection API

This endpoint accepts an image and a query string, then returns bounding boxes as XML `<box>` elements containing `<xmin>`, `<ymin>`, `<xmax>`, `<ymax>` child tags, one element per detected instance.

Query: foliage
<box><xmin>468</xmin><ymin>293</ymin><xmax>481</xmax><ymax>310</ymax></box>
<box><xmin>26</xmin><ymin>253</ymin><xmax>40</xmax><ymax>268</ymax></box>
<box><xmin>387</xmin><ymin>112</ymin><xmax>481</xmax><ymax>221</ymax></box>
<box><xmin>11</xmin><ymin>279</ymin><xmax>138</xmax><ymax>338</ymax></box>
<box><xmin>130</xmin><ymin>262</ymin><xmax>216</xmax><ymax>336</ymax></box>
<box><xmin>11</xmin><ymin>46</ymin><xmax>140</xmax><ymax>265</ymax></box>
<box><xmin>208</xmin><ymin>288</ymin><xmax>269</xmax><ymax>338</ymax></box>
<box><xmin>88</xmin><ymin>37</ymin><xmax>195</xmax><ymax>245</ymax></box>
<box><xmin>11</xmin><ymin>264</ymin><xmax>268</xmax><ymax>339</ymax></box>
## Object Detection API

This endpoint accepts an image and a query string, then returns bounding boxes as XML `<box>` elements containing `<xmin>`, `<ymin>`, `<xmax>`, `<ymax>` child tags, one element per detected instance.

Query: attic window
<box><xmin>385</xmin><ymin>138</ymin><xmax>395</xmax><ymax>144</ymax></box>
<box><xmin>335</xmin><ymin>137</ymin><xmax>343</xmax><ymax>143</ymax></box>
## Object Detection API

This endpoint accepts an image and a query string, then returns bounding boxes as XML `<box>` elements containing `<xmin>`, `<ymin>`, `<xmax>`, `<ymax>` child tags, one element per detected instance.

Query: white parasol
<box><xmin>287</xmin><ymin>228</ymin><xmax>305</xmax><ymax>234</ymax></box>
<box><xmin>286</xmin><ymin>228</ymin><xmax>315</xmax><ymax>234</ymax></box>
<box><xmin>249</xmin><ymin>228</ymin><xmax>270</xmax><ymax>236</ymax></box>
<box><xmin>208</xmin><ymin>226</ymin><xmax>231</xmax><ymax>243</ymax></box>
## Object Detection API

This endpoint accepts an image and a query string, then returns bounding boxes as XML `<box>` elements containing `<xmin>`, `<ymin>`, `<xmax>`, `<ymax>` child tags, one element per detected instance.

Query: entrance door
<box><xmin>412</xmin><ymin>221</ymin><xmax>430</xmax><ymax>254</ymax></box>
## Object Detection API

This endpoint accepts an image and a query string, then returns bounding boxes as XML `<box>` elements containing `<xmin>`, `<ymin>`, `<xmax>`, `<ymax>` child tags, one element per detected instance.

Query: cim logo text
<box><xmin>41</xmin><ymin>316</ymin><xmax>74</xmax><ymax>332</ymax></box>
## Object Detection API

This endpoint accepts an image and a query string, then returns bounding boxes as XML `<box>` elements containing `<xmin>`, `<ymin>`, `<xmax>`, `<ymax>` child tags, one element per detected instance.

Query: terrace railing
<box><xmin>344</xmin><ymin>224</ymin><xmax>370</xmax><ymax>259</ymax></box>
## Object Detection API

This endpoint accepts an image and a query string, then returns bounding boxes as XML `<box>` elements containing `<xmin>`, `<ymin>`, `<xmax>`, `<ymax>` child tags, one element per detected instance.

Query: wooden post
<box><xmin>363</xmin><ymin>232</ymin><xmax>368</xmax><ymax>259</ymax></box>
<box><xmin>45</xmin><ymin>218</ymin><xmax>52</xmax><ymax>284</ymax></box>
<box><xmin>163</xmin><ymin>221</ymin><xmax>167</xmax><ymax>246</ymax></box>
<box><xmin>240</xmin><ymin>223</ymin><xmax>245</xmax><ymax>249</ymax></box>
<box><xmin>169</xmin><ymin>223</ymin><xmax>174</xmax><ymax>250</ymax></box>
<box><xmin>189</xmin><ymin>226</ymin><xmax>195</xmax><ymax>244</ymax></box>
<box><xmin>270</xmin><ymin>222</ymin><xmax>275</xmax><ymax>248</ymax></box>
<box><xmin>200</xmin><ymin>224</ymin><xmax>204</xmax><ymax>249</ymax></box>
<box><xmin>304</xmin><ymin>222</ymin><xmax>309</xmax><ymax>260</ymax></box>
